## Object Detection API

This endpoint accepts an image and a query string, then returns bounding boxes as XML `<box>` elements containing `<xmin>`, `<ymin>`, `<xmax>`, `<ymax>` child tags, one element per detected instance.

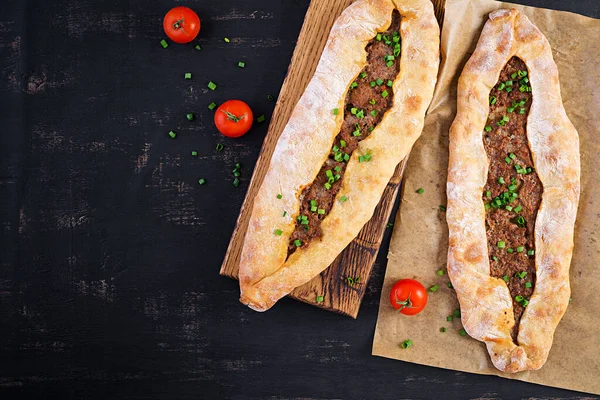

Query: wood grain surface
<box><xmin>220</xmin><ymin>0</ymin><xmax>445</xmax><ymax>318</ymax></box>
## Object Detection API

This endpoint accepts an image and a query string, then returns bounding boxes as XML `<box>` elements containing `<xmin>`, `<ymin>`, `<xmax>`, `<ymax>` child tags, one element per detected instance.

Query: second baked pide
<box><xmin>447</xmin><ymin>9</ymin><xmax>580</xmax><ymax>372</ymax></box>
<box><xmin>239</xmin><ymin>0</ymin><xmax>440</xmax><ymax>312</ymax></box>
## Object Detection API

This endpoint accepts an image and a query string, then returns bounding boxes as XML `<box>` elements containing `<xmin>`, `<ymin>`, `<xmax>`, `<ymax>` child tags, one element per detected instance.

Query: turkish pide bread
<box><xmin>238</xmin><ymin>0</ymin><xmax>440</xmax><ymax>312</ymax></box>
<box><xmin>447</xmin><ymin>9</ymin><xmax>580</xmax><ymax>372</ymax></box>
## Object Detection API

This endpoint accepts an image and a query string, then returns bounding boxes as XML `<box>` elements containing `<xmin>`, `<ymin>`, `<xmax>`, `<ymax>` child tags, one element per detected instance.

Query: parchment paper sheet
<box><xmin>372</xmin><ymin>0</ymin><xmax>600</xmax><ymax>394</ymax></box>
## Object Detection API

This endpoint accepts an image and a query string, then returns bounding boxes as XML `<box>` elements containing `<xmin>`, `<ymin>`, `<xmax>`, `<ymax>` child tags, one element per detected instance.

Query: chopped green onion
<box><xmin>453</xmin><ymin>309</ymin><xmax>461</xmax><ymax>318</ymax></box>
<box><xmin>277</xmin><ymin>194</ymin><xmax>282</xmax><ymax>199</ymax></box>
<box><xmin>492</xmin><ymin>256</ymin><xmax>498</xmax><ymax>261</ymax></box>
<box><xmin>238</xmin><ymin>61</ymin><xmax>245</xmax><ymax>68</ymax></box>
<box><xmin>376</xmin><ymin>78</ymin><xmax>384</xmax><ymax>86</ymax></box>
<box><xmin>160</xmin><ymin>39</ymin><xmax>169</xmax><ymax>48</ymax></box>
<box><xmin>514</xmin><ymin>205</ymin><xmax>522</xmax><ymax>213</ymax></box>
<box><xmin>490</xmin><ymin>96</ymin><xmax>497</xmax><ymax>105</ymax></box>
<box><xmin>448</xmin><ymin>282</ymin><xmax>453</xmax><ymax>288</ymax></box>
<box><xmin>515</xmin><ymin>271</ymin><xmax>527</xmax><ymax>279</ymax></box>
<box><xmin>257</xmin><ymin>114</ymin><xmax>266</xmax><ymax>123</ymax></box>
<box><xmin>186</xmin><ymin>113</ymin><xmax>195</xmax><ymax>121</ymax></box>
<box><xmin>440</xmin><ymin>327</ymin><xmax>447</xmax><ymax>333</ymax></box>
<box><xmin>224</xmin><ymin>37</ymin><xmax>230</xmax><ymax>43</ymax></box>
<box><xmin>294</xmin><ymin>239</ymin><xmax>302</xmax><ymax>247</ymax></box>
<box><xmin>369</xmin><ymin>99</ymin><xmax>377</xmax><ymax>105</ymax></box>
<box><xmin>324</xmin><ymin>182</ymin><xmax>332</xmax><ymax>190</ymax></box>
<box><xmin>340</xmin><ymin>140</ymin><xmax>346</xmax><ymax>147</ymax></box>
<box><xmin>507</xmin><ymin>248</ymin><xmax>514</xmax><ymax>253</ymax></box>
<box><xmin>503</xmin><ymin>275</ymin><xmax>509</xmax><ymax>282</ymax></box>
<box><xmin>525</xmin><ymin>281</ymin><xmax>532</xmax><ymax>288</ymax></box>
<box><xmin>417</xmin><ymin>188</ymin><xmax>424</xmax><ymax>194</ymax></box>
<box><xmin>437</xmin><ymin>269</ymin><xmax>445</xmax><ymax>276</ymax></box>
<box><xmin>459</xmin><ymin>329</ymin><xmax>467</xmax><ymax>336</ymax></box>
<box><xmin>498</xmin><ymin>83</ymin><xmax>506</xmax><ymax>90</ymax></box>
<box><xmin>195</xmin><ymin>44</ymin><xmax>201</xmax><ymax>51</ymax></box>
<box><xmin>191</xmin><ymin>151</ymin><xmax>198</xmax><ymax>157</ymax></box>
<box><xmin>381</xmin><ymin>90</ymin><xmax>389</xmax><ymax>98</ymax></box>
<box><xmin>505</xmin><ymin>157</ymin><xmax>512</xmax><ymax>164</ymax></box>
<box><xmin>233</xmin><ymin>178</ymin><xmax>240</xmax><ymax>187</ymax></box>
<box><xmin>511</xmin><ymin>72</ymin><xmax>518</xmax><ymax>79</ymax></box>
<box><xmin>333</xmin><ymin>108</ymin><xmax>339</xmax><ymax>115</ymax></box>
<box><xmin>400</xmin><ymin>340</ymin><xmax>412</xmax><ymax>349</ymax></box>
<box><xmin>498</xmin><ymin>177</ymin><xmax>505</xmax><ymax>184</ymax></box>
<box><xmin>485</xmin><ymin>126</ymin><xmax>492</xmax><ymax>132</ymax></box>
<box><xmin>274</xmin><ymin>229</ymin><xmax>283</xmax><ymax>236</ymax></box>
<box><xmin>267</xmin><ymin>94</ymin><xmax>275</xmax><ymax>101</ymax></box>
<box><xmin>316</xmin><ymin>295</ymin><xmax>324</xmax><ymax>303</ymax></box>
<box><xmin>505</xmin><ymin>205</ymin><xmax>513</xmax><ymax>211</ymax></box>
<box><xmin>429</xmin><ymin>285</ymin><xmax>439</xmax><ymax>293</ymax></box>
<box><xmin>497</xmin><ymin>241</ymin><xmax>505</xmax><ymax>248</ymax></box>
<box><xmin>370</xmin><ymin>81</ymin><xmax>377</xmax><ymax>87</ymax></box>
<box><xmin>283</xmin><ymin>211</ymin><xmax>287</xmax><ymax>217</ymax></box>
<box><xmin>215</xmin><ymin>143</ymin><xmax>224</xmax><ymax>152</ymax></box>
<box><xmin>516</xmin><ymin>246</ymin><xmax>524</xmax><ymax>253</ymax></box>
<box><xmin>370</xmin><ymin>110</ymin><xmax>378</xmax><ymax>117</ymax></box>
<box><xmin>198</xmin><ymin>178</ymin><xmax>206</xmax><ymax>185</ymax></box>
<box><xmin>486</xmin><ymin>191</ymin><xmax>491</xmax><ymax>198</ymax></box>
<box><xmin>387</xmin><ymin>80</ymin><xmax>393</xmax><ymax>87</ymax></box>
<box><xmin>527</xmin><ymin>249</ymin><xmax>535</xmax><ymax>256</ymax></box>
<box><xmin>515</xmin><ymin>295</ymin><xmax>524</xmax><ymax>302</ymax></box>
<box><xmin>350</xmin><ymin>82</ymin><xmax>358</xmax><ymax>89</ymax></box>
<box><xmin>207</xmin><ymin>81</ymin><xmax>217</xmax><ymax>90</ymax></box>
<box><xmin>360</xmin><ymin>72</ymin><xmax>367</xmax><ymax>79</ymax></box>
<box><xmin>340</xmin><ymin>196</ymin><xmax>348</xmax><ymax>202</ymax></box>
<box><xmin>317</xmin><ymin>208</ymin><xmax>325</xmax><ymax>215</ymax></box>
<box><xmin>439</xmin><ymin>205</ymin><xmax>446</xmax><ymax>212</ymax></box>
<box><xmin>447</xmin><ymin>316</ymin><xmax>453</xmax><ymax>322</ymax></box>
<box><xmin>185</xmin><ymin>72</ymin><xmax>192</xmax><ymax>80</ymax></box>
<box><xmin>168</xmin><ymin>131</ymin><xmax>177</xmax><ymax>139</ymax></box>
<box><xmin>208</xmin><ymin>102</ymin><xmax>217</xmax><ymax>110</ymax></box>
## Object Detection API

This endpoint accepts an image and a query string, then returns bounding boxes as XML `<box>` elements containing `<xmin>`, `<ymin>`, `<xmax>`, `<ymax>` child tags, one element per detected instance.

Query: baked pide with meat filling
<box><xmin>447</xmin><ymin>9</ymin><xmax>580</xmax><ymax>372</ymax></box>
<box><xmin>239</xmin><ymin>0</ymin><xmax>440</xmax><ymax>312</ymax></box>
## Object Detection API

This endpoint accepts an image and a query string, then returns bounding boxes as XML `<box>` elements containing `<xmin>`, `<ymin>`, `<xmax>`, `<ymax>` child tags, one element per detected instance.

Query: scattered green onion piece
<box><xmin>507</xmin><ymin>248</ymin><xmax>514</xmax><ymax>253</ymax></box>
<box><xmin>387</xmin><ymin>80</ymin><xmax>393</xmax><ymax>87</ymax></box>
<box><xmin>215</xmin><ymin>143</ymin><xmax>224</xmax><ymax>152</ymax></box>
<box><xmin>440</xmin><ymin>327</ymin><xmax>447</xmax><ymax>333</ymax></box>
<box><xmin>224</xmin><ymin>37</ymin><xmax>230</xmax><ymax>43</ymax></box>
<box><xmin>503</xmin><ymin>275</ymin><xmax>509</xmax><ymax>282</ymax></box>
<box><xmin>485</xmin><ymin>126</ymin><xmax>492</xmax><ymax>132</ymax></box>
<box><xmin>168</xmin><ymin>131</ymin><xmax>177</xmax><ymax>139</ymax></box>
<box><xmin>207</xmin><ymin>81</ymin><xmax>217</xmax><ymax>90</ymax></box>
<box><xmin>381</xmin><ymin>90</ymin><xmax>389</xmax><ymax>98</ymax></box>
<box><xmin>316</xmin><ymin>295</ymin><xmax>324</xmax><ymax>303</ymax></box>
<box><xmin>498</xmin><ymin>177</ymin><xmax>505</xmax><ymax>184</ymax></box>
<box><xmin>439</xmin><ymin>205</ymin><xmax>447</xmax><ymax>212</ymax></box>
<box><xmin>400</xmin><ymin>340</ymin><xmax>412</xmax><ymax>349</ymax></box>
<box><xmin>257</xmin><ymin>115</ymin><xmax>266</xmax><ymax>123</ymax></box>
<box><xmin>497</xmin><ymin>241</ymin><xmax>505</xmax><ymax>248</ymax></box>
<box><xmin>527</xmin><ymin>249</ymin><xmax>535</xmax><ymax>256</ymax></box>
<box><xmin>447</xmin><ymin>316</ymin><xmax>453</xmax><ymax>322</ymax></box>
<box><xmin>453</xmin><ymin>309</ymin><xmax>461</xmax><ymax>318</ymax></box>
<box><xmin>274</xmin><ymin>229</ymin><xmax>283</xmax><ymax>236</ymax></box>
<box><xmin>459</xmin><ymin>329</ymin><xmax>467</xmax><ymax>337</ymax></box>
<box><xmin>437</xmin><ymin>269</ymin><xmax>445</xmax><ymax>276</ymax></box>
<box><xmin>160</xmin><ymin>39</ymin><xmax>169</xmax><ymax>48</ymax></box>
<box><xmin>516</xmin><ymin>246</ymin><xmax>524</xmax><ymax>253</ymax></box>
<box><xmin>198</xmin><ymin>178</ymin><xmax>206</xmax><ymax>185</ymax></box>
<box><xmin>191</xmin><ymin>151</ymin><xmax>198</xmax><ymax>157</ymax></box>
<box><xmin>360</xmin><ymin>72</ymin><xmax>367</xmax><ymax>79</ymax></box>
<box><xmin>233</xmin><ymin>178</ymin><xmax>240</xmax><ymax>187</ymax></box>
<box><xmin>429</xmin><ymin>285</ymin><xmax>439</xmax><ymax>293</ymax></box>
<box><xmin>208</xmin><ymin>102</ymin><xmax>217</xmax><ymax>110</ymax></box>
<box><xmin>195</xmin><ymin>44</ymin><xmax>201</xmax><ymax>51</ymax></box>
<box><xmin>187</xmin><ymin>113</ymin><xmax>195</xmax><ymax>121</ymax></box>
<box><xmin>185</xmin><ymin>72</ymin><xmax>192</xmax><ymax>80</ymax></box>
<box><xmin>417</xmin><ymin>188</ymin><xmax>424</xmax><ymax>194</ymax></box>
<box><xmin>277</xmin><ymin>194</ymin><xmax>282</xmax><ymax>199</ymax></box>
<box><xmin>448</xmin><ymin>282</ymin><xmax>453</xmax><ymax>288</ymax></box>
<box><xmin>294</xmin><ymin>239</ymin><xmax>302</xmax><ymax>247</ymax></box>
<box><xmin>238</xmin><ymin>61</ymin><xmax>245</xmax><ymax>68</ymax></box>
<box><xmin>340</xmin><ymin>196</ymin><xmax>348</xmax><ymax>202</ymax></box>
<box><xmin>490</xmin><ymin>96</ymin><xmax>497</xmax><ymax>105</ymax></box>
<box><xmin>525</xmin><ymin>281</ymin><xmax>532</xmax><ymax>288</ymax></box>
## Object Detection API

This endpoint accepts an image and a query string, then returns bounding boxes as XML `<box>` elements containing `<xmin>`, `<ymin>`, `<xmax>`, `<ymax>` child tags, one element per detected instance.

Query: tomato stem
<box><xmin>222</xmin><ymin>109</ymin><xmax>245</xmax><ymax>123</ymax></box>
<box><xmin>172</xmin><ymin>16</ymin><xmax>189</xmax><ymax>36</ymax></box>
<box><xmin>395</xmin><ymin>292</ymin><xmax>417</xmax><ymax>311</ymax></box>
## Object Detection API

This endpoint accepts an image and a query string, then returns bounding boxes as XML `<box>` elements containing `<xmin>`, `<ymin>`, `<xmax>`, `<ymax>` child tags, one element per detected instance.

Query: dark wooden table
<box><xmin>1</xmin><ymin>0</ymin><xmax>598</xmax><ymax>399</ymax></box>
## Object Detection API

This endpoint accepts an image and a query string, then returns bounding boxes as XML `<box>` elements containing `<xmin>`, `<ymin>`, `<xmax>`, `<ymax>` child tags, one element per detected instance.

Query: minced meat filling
<box><xmin>483</xmin><ymin>56</ymin><xmax>542</xmax><ymax>342</ymax></box>
<box><xmin>287</xmin><ymin>11</ymin><xmax>402</xmax><ymax>256</ymax></box>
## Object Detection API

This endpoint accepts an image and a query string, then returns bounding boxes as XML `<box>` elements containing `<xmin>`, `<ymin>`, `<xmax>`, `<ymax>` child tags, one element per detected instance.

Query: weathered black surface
<box><xmin>0</xmin><ymin>0</ymin><xmax>598</xmax><ymax>399</ymax></box>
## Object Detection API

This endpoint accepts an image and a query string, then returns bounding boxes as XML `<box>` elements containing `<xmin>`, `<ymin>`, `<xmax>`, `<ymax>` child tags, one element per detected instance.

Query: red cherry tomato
<box><xmin>389</xmin><ymin>279</ymin><xmax>428</xmax><ymax>315</ymax></box>
<box><xmin>163</xmin><ymin>6</ymin><xmax>201</xmax><ymax>44</ymax></box>
<box><xmin>214</xmin><ymin>100</ymin><xmax>254</xmax><ymax>138</ymax></box>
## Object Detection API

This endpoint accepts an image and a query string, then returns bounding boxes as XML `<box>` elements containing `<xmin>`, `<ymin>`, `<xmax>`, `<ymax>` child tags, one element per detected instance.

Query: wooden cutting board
<box><xmin>220</xmin><ymin>0</ymin><xmax>445</xmax><ymax>318</ymax></box>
